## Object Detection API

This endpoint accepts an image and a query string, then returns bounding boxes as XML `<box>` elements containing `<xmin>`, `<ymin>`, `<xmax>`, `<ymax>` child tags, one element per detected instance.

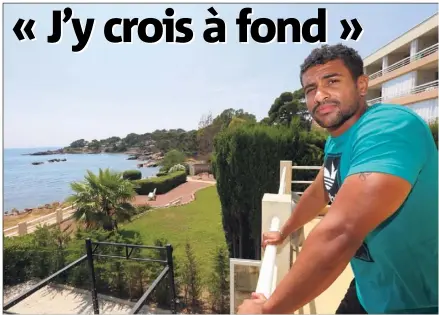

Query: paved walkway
<box><xmin>133</xmin><ymin>180</ymin><xmax>215</xmax><ymax>207</ymax></box>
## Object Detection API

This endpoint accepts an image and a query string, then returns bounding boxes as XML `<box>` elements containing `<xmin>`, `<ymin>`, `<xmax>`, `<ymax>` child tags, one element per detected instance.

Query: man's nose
<box><xmin>314</xmin><ymin>87</ymin><xmax>330</xmax><ymax>104</ymax></box>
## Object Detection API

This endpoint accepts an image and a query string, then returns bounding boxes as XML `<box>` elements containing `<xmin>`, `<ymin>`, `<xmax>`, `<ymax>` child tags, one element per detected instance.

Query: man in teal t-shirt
<box><xmin>324</xmin><ymin>102</ymin><xmax>438</xmax><ymax>313</ymax></box>
<box><xmin>237</xmin><ymin>44</ymin><xmax>438</xmax><ymax>315</ymax></box>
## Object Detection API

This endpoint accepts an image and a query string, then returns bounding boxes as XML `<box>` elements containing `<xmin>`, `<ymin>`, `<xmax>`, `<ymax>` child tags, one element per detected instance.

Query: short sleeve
<box><xmin>347</xmin><ymin>108</ymin><xmax>428</xmax><ymax>186</ymax></box>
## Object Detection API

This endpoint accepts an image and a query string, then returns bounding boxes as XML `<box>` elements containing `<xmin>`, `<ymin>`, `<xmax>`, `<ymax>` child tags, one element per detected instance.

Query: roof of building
<box><xmin>363</xmin><ymin>12</ymin><xmax>438</xmax><ymax>66</ymax></box>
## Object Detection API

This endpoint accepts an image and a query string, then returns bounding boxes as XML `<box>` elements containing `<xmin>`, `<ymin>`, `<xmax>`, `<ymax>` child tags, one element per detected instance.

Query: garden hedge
<box><xmin>134</xmin><ymin>171</ymin><xmax>187</xmax><ymax>195</ymax></box>
<box><xmin>122</xmin><ymin>170</ymin><xmax>142</xmax><ymax>180</ymax></box>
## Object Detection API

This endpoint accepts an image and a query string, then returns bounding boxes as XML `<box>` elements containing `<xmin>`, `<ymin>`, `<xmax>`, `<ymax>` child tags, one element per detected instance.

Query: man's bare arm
<box><xmin>280</xmin><ymin>167</ymin><xmax>329</xmax><ymax>238</ymax></box>
<box><xmin>262</xmin><ymin>172</ymin><xmax>412</xmax><ymax>314</ymax></box>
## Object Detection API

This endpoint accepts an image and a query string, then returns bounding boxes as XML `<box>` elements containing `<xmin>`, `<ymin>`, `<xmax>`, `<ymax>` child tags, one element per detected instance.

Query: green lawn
<box><xmin>121</xmin><ymin>185</ymin><xmax>227</xmax><ymax>279</ymax></box>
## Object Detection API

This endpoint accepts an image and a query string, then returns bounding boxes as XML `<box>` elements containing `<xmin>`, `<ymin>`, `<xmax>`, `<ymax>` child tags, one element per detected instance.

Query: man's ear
<box><xmin>357</xmin><ymin>74</ymin><xmax>369</xmax><ymax>97</ymax></box>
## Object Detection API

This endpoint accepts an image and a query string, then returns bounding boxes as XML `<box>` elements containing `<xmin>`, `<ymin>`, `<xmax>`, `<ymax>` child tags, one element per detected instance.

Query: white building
<box><xmin>364</xmin><ymin>13</ymin><xmax>438</xmax><ymax>123</ymax></box>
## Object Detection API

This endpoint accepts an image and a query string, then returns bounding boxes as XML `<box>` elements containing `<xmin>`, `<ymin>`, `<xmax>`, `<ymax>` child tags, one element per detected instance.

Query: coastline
<box><xmin>5</xmin><ymin>149</ymin><xmax>162</xmax><ymax>213</ymax></box>
<box><xmin>4</xmin><ymin>174</ymin><xmax>216</xmax><ymax>233</ymax></box>
<box><xmin>24</xmin><ymin>147</ymin><xmax>164</xmax><ymax>165</ymax></box>
<box><xmin>3</xmin><ymin>201</ymin><xmax>68</xmax><ymax>229</ymax></box>
<box><xmin>23</xmin><ymin>146</ymin><xmax>152</xmax><ymax>157</ymax></box>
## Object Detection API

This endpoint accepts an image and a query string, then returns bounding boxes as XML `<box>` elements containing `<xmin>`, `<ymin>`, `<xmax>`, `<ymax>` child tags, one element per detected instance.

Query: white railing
<box><xmin>4</xmin><ymin>205</ymin><xmax>75</xmax><ymax>237</ymax></box>
<box><xmin>255</xmin><ymin>163</ymin><xmax>324</xmax><ymax>299</ymax></box>
<box><xmin>278</xmin><ymin>165</ymin><xmax>287</xmax><ymax>195</ymax></box>
<box><xmin>254</xmin><ymin>164</ymin><xmax>287</xmax><ymax>298</ymax></box>
<box><xmin>255</xmin><ymin>216</ymin><xmax>280</xmax><ymax>298</ymax></box>
<box><xmin>366</xmin><ymin>80</ymin><xmax>439</xmax><ymax>106</ymax></box>
<box><xmin>368</xmin><ymin>43</ymin><xmax>438</xmax><ymax>81</ymax></box>
<box><xmin>230</xmin><ymin>161</ymin><xmax>323</xmax><ymax>314</ymax></box>
<box><xmin>292</xmin><ymin>165</ymin><xmax>321</xmax><ymax>195</ymax></box>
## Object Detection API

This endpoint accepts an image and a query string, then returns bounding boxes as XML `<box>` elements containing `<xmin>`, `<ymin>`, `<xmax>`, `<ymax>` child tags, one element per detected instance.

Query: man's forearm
<box><xmin>262</xmin><ymin>219</ymin><xmax>362</xmax><ymax>314</ymax></box>
<box><xmin>280</xmin><ymin>186</ymin><xmax>328</xmax><ymax>238</ymax></box>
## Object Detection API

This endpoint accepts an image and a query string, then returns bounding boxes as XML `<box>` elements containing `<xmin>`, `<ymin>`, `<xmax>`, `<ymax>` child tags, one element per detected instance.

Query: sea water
<box><xmin>3</xmin><ymin>147</ymin><xmax>159</xmax><ymax>212</ymax></box>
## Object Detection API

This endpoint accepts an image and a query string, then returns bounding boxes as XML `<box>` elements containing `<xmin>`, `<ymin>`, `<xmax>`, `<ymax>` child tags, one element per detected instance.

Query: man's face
<box><xmin>301</xmin><ymin>59</ymin><xmax>368</xmax><ymax>130</ymax></box>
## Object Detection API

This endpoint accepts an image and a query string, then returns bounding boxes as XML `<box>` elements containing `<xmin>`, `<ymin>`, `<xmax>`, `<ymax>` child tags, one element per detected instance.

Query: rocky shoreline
<box><xmin>25</xmin><ymin>148</ymin><xmax>165</xmax><ymax>167</ymax></box>
<box><xmin>4</xmin><ymin>201</ymin><xmax>64</xmax><ymax>218</ymax></box>
<box><xmin>23</xmin><ymin>148</ymin><xmax>98</xmax><ymax>156</ymax></box>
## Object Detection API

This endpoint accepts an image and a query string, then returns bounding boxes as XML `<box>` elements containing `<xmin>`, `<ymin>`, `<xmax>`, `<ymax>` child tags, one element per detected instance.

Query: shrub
<box><xmin>212</xmin><ymin>123</ymin><xmax>325</xmax><ymax>260</ymax></box>
<box><xmin>161</xmin><ymin>150</ymin><xmax>186</xmax><ymax>172</ymax></box>
<box><xmin>135</xmin><ymin>204</ymin><xmax>152</xmax><ymax>215</ymax></box>
<box><xmin>183</xmin><ymin>163</ymin><xmax>190</xmax><ymax>175</ymax></box>
<box><xmin>134</xmin><ymin>171</ymin><xmax>186</xmax><ymax>195</ymax></box>
<box><xmin>181</xmin><ymin>241</ymin><xmax>202</xmax><ymax>313</ymax></box>
<box><xmin>208</xmin><ymin>245</ymin><xmax>230</xmax><ymax>313</ymax></box>
<box><xmin>123</xmin><ymin>170</ymin><xmax>142</xmax><ymax>180</ymax></box>
<box><xmin>156</xmin><ymin>171</ymin><xmax>168</xmax><ymax>177</ymax></box>
<box><xmin>168</xmin><ymin>164</ymin><xmax>186</xmax><ymax>173</ymax></box>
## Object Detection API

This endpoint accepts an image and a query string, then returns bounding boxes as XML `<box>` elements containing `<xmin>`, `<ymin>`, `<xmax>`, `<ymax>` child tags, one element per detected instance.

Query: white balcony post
<box><xmin>382</xmin><ymin>55</ymin><xmax>388</xmax><ymax>74</ymax></box>
<box><xmin>56</xmin><ymin>209</ymin><xmax>63</xmax><ymax>224</ymax></box>
<box><xmin>260</xmin><ymin>193</ymin><xmax>292</xmax><ymax>291</ymax></box>
<box><xmin>411</xmin><ymin>39</ymin><xmax>419</xmax><ymax>61</ymax></box>
<box><xmin>18</xmin><ymin>222</ymin><xmax>27</xmax><ymax>236</ymax></box>
<box><xmin>279</xmin><ymin>161</ymin><xmax>292</xmax><ymax>194</ymax></box>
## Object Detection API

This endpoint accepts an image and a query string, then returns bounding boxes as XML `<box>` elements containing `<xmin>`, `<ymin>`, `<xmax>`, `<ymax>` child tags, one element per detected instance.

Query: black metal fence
<box><xmin>3</xmin><ymin>238</ymin><xmax>177</xmax><ymax>315</ymax></box>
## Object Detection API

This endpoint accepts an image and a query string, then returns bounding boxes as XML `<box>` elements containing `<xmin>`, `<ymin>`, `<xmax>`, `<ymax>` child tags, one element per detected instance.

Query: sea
<box><xmin>3</xmin><ymin>147</ymin><xmax>160</xmax><ymax>213</ymax></box>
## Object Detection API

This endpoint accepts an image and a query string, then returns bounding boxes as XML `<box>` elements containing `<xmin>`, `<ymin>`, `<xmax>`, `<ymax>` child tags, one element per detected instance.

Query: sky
<box><xmin>4</xmin><ymin>3</ymin><xmax>438</xmax><ymax>148</ymax></box>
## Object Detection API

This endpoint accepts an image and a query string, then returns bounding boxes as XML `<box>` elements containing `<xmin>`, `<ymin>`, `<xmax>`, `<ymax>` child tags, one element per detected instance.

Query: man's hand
<box><xmin>262</xmin><ymin>231</ymin><xmax>284</xmax><ymax>248</ymax></box>
<box><xmin>237</xmin><ymin>293</ymin><xmax>268</xmax><ymax>314</ymax></box>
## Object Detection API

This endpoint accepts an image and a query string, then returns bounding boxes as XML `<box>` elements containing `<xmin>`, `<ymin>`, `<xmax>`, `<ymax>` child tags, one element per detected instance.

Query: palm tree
<box><xmin>67</xmin><ymin>168</ymin><xmax>137</xmax><ymax>231</ymax></box>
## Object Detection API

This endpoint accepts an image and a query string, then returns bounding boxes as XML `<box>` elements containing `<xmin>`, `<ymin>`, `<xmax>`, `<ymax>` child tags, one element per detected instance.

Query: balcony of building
<box><xmin>230</xmin><ymin>161</ymin><xmax>353</xmax><ymax>314</ymax></box>
<box><xmin>366</xmin><ymin>76</ymin><xmax>438</xmax><ymax>107</ymax></box>
<box><xmin>365</xmin><ymin>27</ymin><xmax>438</xmax><ymax>88</ymax></box>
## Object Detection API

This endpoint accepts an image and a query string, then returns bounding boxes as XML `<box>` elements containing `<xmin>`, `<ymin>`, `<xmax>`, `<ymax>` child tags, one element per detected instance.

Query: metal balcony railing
<box><xmin>366</xmin><ymin>79</ymin><xmax>439</xmax><ymax>106</ymax></box>
<box><xmin>368</xmin><ymin>43</ymin><xmax>438</xmax><ymax>81</ymax></box>
<box><xmin>3</xmin><ymin>239</ymin><xmax>177</xmax><ymax>315</ymax></box>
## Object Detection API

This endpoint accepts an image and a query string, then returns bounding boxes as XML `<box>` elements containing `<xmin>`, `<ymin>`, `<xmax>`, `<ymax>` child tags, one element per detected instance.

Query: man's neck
<box><xmin>328</xmin><ymin>104</ymin><xmax>368</xmax><ymax>137</ymax></box>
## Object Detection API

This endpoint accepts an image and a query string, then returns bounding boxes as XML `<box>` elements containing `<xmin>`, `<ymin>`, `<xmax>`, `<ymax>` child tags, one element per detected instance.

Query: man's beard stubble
<box><xmin>312</xmin><ymin>100</ymin><xmax>360</xmax><ymax>130</ymax></box>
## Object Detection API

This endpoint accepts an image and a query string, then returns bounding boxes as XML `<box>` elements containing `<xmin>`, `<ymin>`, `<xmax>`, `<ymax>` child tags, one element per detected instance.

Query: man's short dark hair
<box><xmin>300</xmin><ymin>44</ymin><xmax>364</xmax><ymax>85</ymax></box>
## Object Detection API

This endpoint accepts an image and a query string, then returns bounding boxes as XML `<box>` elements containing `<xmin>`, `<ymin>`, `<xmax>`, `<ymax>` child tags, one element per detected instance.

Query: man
<box><xmin>237</xmin><ymin>44</ymin><xmax>438</xmax><ymax>314</ymax></box>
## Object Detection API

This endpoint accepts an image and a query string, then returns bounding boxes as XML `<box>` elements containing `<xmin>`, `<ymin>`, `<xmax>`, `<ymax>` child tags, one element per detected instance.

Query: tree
<box><xmin>212</xmin><ymin>123</ymin><xmax>326</xmax><ymax>259</ymax></box>
<box><xmin>67</xmin><ymin>168</ymin><xmax>137</xmax><ymax>230</ymax></box>
<box><xmin>197</xmin><ymin>112</ymin><xmax>215</xmax><ymax>156</ymax></box>
<box><xmin>181</xmin><ymin>241</ymin><xmax>202</xmax><ymax>313</ymax></box>
<box><xmin>70</xmin><ymin>139</ymin><xmax>87</xmax><ymax>148</ymax></box>
<box><xmin>208</xmin><ymin>245</ymin><xmax>230</xmax><ymax>313</ymax></box>
<box><xmin>212</xmin><ymin>108</ymin><xmax>256</xmax><ymax>130</ymax></box>
<box><xmin>89</xmin><ymin>139</ymin><xmax>101</xmax><ymax>151</ymax></box>
<box><xmin>228</xmin><ymin>117</ymin><xmax>249</xmax><ymax>129</ymax></box>
<box><xmin>197</xmin><ymin>109</ymin><xmax>256</xmax><ymax>156</ymax></box>
<box><xmin>161</xmin><ymin>149</ymin><xmax>186</xmax><ymax>172</ymax></box>
<box><xmin>266</xmin><ymin>89</ymin><xmax>311</xmax><ymax>129</ymax></box>
<box><xmin>124</xmin><ymin>133</ymin><xmax>141</xmax><ymax>147</ymax></box>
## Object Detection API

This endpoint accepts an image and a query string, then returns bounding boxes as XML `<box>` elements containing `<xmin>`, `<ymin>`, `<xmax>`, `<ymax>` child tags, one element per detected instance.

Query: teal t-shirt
<box><xmin>323</xmin><ymin>103</ymin><xmax>438</xmax><ymax>313</ymax></box>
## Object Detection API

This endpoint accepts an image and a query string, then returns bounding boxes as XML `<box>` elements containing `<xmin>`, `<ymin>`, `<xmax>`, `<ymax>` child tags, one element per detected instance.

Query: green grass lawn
<box><xmin>121</xmin><ymin>185</ymin><xmax>227</xmax><ymax>279</ymax></box>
